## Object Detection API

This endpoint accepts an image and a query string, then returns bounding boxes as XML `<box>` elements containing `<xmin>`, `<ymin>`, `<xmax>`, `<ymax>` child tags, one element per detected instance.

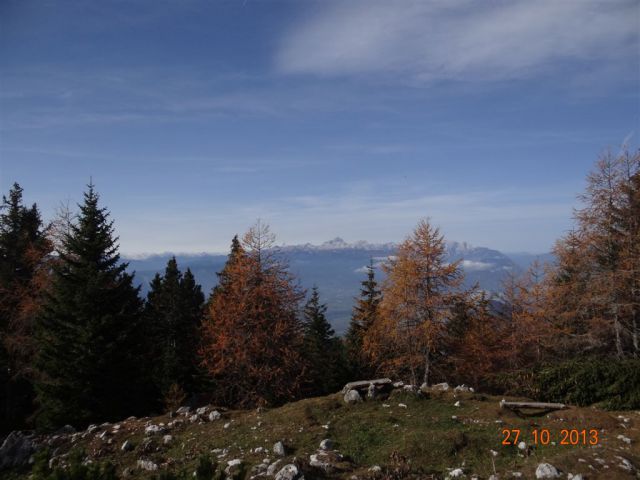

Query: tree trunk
<box><xmin>422</xmin><ymin>350</ymin><xmax>430</xmax><ymax>386</ymax></box>
<box><xmin>632</xmin><ymin>314</ymin><xmax>639</xmax><ymax>357</ymax></box>
<box><xmin>614</xmin><ymin>307</ymin><xmax>623</xmax><ymax>358</ymax></box>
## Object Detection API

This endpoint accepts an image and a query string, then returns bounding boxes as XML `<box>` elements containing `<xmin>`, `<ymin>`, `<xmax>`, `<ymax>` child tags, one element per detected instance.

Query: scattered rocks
<box><xmin>267</xmin><ymin>460</ymin><xmax>282</xmax><ymax>476</ymax></box>
<box><xmin>535</xmin><ymin>463</ymin><xmax>561</xmax><ymax>479</ymax></box>
<box><xmin>445</xmin><ymin>467</ymin><xmax>465</xmax><ymax>479</ymax></box>
<box><xmin>454</xmin><ymin>401</ymin><xmax>461</xmax><ymax>407</ymax></box>
<box><xmin>225</xmin><ymin>458</ymin><xmax>243</xmax><ymax>475</ymax></box>
<box><xmin>432</xmin><ymin>382</ymin><xmax>450</xmax><ymax>391</ymax></box>
<box><xmin>162</xmin><ymin>435</ymin><xmax>172</xmax><ymax>445</ymax></box>
<box><xmin>136</xmin><ymin>459</ymin><xmax>158</xmax><ymax>471</ymax></box>
<box><xmin>308</xmin><ymin>444</ymin><xmax>349</xmax><ymax>474</ymax></box>
<box><xmin>196</xmin><ymin>406</ymin><xmax>208</xmax><ymax>415</ymax></box>
<box><xmin>319</xmin><ymin>439</ymin><xmax>334</xmax><ymax>451</ymax></box>
<box><xmin>617</xmin><ymin>434</ymin><xmax>632</xmax><ymax>444</ymax></box>
<box><xmin>86</xmin><ymin>424</ymin><xmax>99</xmax><ymax>434</ymax></box>
<box><xmin>617</xmin><ymin>456</ymin><xmax>635</xmax><ymax>472</ymax></box>
<box><xmin>275</xmin><ymin>463</ymin><xmax>303</xmax><ymax>480</ymax></box>
<box><xmin>176</xmin><ymin>406</ymin><xmax>190</xmax><ymax>415</ymax></box>
<box><xmin>310</xmin><ymin>452</ymin><xmax>334</xmax><ymax>472</ymax></box>
<box><xmin>273</xmin><ymin>440</ymin><xmax>286</xmax><ymax>457</ymax></box>
<box><xmin>344</xmin><ymin>389</ymin><xmax>363</xmax><ymax>404</ymax></box>
<box><xmin>121</xmin><ymin>440</ymin><xmax>134</xmax><ymax>452</ymax></box>
<box><xmin>251</xmin><ymin>462</ymin><xmax>269</xmax><ymax>475</ymax></box>
<box><xmin>208</xmin><ymin>410</ymin><xmax>222</xmax><ymax>421</ymax></box>
<box><xmin>144</xmin><ymin>424</ymin><xmax>165</xmax><ymax>435</ymax></box>
<box><xmin>0</xmin><ymin>431</ymin><xmax>35</xmax><ymax>469</ymax></box>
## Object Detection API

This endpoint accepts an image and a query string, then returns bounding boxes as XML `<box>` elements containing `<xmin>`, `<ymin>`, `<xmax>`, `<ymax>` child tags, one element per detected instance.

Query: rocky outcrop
<box><xmin>535</xmin><ymin>462</ymin><xmax>561</xmax><ymax>479</ymax></box>
<box><xmin>343</xmin><ymin>389</ymin><xmax>363</xmax><ymax>404</ymax></box>
<box><xmin>272</xmin><ymin>440</ymin><xmax>286</xmax><ymax>457</ymax></box>
<box><xmin>275</xmin><ymin>463</ymin><xmax>304</xmax><ymax>480</ymax></box>
<box><xmin>0</xmin><ymin>431</ymin><xmax>36</xmax><ymax>470</ymax></box>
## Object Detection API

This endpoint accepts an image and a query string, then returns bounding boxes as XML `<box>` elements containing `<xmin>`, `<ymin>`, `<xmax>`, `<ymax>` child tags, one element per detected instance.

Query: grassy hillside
<box><xmin>4</xmin><ymin>389</ymin><xmax>639</xmax><ymax>479</ymax></box>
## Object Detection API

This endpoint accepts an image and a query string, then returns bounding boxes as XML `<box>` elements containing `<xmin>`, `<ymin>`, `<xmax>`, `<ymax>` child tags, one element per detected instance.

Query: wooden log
<box><xmin>342</xmin><ymin>378</ymin><xmax>392</xmax><ymax>393</ymax></box>
<box><xmin>500</xmin><ymin>400</ymin><xmax>567</xmax><ymax>410</ymax></box>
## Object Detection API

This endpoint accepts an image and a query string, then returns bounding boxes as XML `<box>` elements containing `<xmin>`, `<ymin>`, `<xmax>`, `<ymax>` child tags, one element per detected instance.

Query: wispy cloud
<box><xmin>276</xmin><ymin>0</ymin><xmax>638</xmax><ymax>84</ymax></box>
<box><xmin>0</xmin><ymin>66</ymin><xmax>396</xmax><ymax>130</ymax></box>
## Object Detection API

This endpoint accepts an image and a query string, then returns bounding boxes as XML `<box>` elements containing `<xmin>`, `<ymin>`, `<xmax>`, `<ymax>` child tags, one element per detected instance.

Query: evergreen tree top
<box><xmin>303</xmin><ymin>286</ymin><xmax>334</xmax><ymax>339</ymax></box>
<box><xmin>61</xmin><ymin>182</ymin><xmax>123</xmax><ymax>273</ymax></box>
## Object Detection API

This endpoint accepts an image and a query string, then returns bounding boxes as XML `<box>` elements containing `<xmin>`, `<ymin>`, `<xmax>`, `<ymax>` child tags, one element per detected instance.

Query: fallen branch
<box><xmin>500</xmin><ymin>400</ymin><xmax>567</xmax><ymax>416</ymax></box>
<box><xmin>500</xmin><ymin>400</ymin><xmax>567</xmax><ymax>410</ymax></box>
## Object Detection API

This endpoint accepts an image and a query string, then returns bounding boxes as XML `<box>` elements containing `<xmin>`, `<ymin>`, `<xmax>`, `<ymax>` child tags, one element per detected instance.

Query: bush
<box><xmin>31</xmin><ymin>448</ymin><xmax>118</xmax><ymax>480</ymax></box>
<box><xmin>485</xmin><ymin>357</ymin><xmax>640</xmax><ymax>410</ymax></box>
<box><xmin>535</xmin><ymin>357</ymin><xmax>640</xmax><ymax>409</ymax></box>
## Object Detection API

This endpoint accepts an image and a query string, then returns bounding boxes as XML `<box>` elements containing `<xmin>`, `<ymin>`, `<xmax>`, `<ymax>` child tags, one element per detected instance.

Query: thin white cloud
<box><xmin>276</xmin><ymin>0</ymin><xmax>638</xmax><ymax>83</ymax></box>
<box><xmin>461</xmin><ymin>260</ymin><xmax>493</xmax><ymax>271</ymax></box>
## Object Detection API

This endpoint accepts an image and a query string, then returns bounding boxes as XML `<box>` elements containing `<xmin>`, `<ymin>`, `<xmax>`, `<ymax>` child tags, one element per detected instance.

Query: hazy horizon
<box><xmin>119</xmin><ymin>236</ymin><xmax>553</xmax><ymax>259</ymax></box>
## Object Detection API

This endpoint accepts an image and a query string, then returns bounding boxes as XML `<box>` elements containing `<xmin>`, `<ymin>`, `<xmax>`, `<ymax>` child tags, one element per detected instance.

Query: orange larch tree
<box><xmin>363</xmin><ymin>219</ymin><xmax>463</xmax><ymax>386</ymax></box>
<box><xmin>547</xmin><ymin>149</ymin><xmax>640</xmax><ymax>358</ymax></box>
<box><xmin>200</xmin><ymin>221</ymin><xmax>306</xmax><ymax>407</ymax></box>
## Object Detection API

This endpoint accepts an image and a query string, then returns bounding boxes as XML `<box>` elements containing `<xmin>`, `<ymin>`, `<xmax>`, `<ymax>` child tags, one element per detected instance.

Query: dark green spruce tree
<box><xmin>0</xmin><ymin>183</ymin><xmax>51</xmax><ymax>431</ymax></box>
<box><xmin>34</xmin><ymin>183</ymin><xmax>147</xmax><ymax>430</ymax></box>
<box><xmin>301</xmin><ymin>287</ymin><xmax>347</xmax><ymax>396</ymax></box>
<box><xmin>345</xmin><ymin>259</ymin><xmax>381</xmax><ymax>379</ymax></box>
<box><xmin>145</xmin><ymin>257</ymin><xmax>205</xmax><ymax>404</ymax></box>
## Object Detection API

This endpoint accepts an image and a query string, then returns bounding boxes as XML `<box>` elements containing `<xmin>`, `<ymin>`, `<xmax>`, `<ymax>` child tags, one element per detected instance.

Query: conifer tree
<box><xmin>364</xmin><ymin>219</ymin><xmax>463</xmax><ymax>386</ymax></box>
<box><xmin>445</xmin><ymin>292</ymin><xmax>505</xmax><ymax>388</ymax></box>
<box><xmin>301</xmin><ymin>287</ymin><xmax>345</xmax><ymax>396</ymax></box>
<box><xmin>200</xmin><ymin>222</ymin><xmax>306</xmax><ymax>407</ymax></box>
<box><xmin>345</xmin><ymin>259</ymin><xmax>381</xmax><ymax>379</ymax></box>
<box><xmin>0</xmin><ymin>183</ymin><xmax>51</xmax><ymax>431</ymax></box>
<box><xmin>34</xmin><ymin>183</ymin><xmax>145</xmax><ymax>429</ymax></box>
<box><xmin>548</xmin><ymin>150</ymin><xmax>640</xmax><ymax>358</ymax></box>
<box><xmin>145</xmin><ymin>257</ymin><xmax>205</xmax><ymax>405</ymax></box>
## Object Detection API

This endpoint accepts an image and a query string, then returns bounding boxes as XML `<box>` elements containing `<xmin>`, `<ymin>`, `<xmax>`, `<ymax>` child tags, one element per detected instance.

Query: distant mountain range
<box><xmin>124</xmin><ymin>238</ymin><xmax>553</xmax><ymax>334</ymax></box>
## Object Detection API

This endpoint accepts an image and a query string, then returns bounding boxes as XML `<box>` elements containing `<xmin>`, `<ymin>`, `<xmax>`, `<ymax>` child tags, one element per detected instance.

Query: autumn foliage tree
<box><xmin>547</xmin><ymin>149</ymin><xmax>640</xmax><ymax>358</ymax></box>
<box><xmin>200</xmin><ymin>222</ymin><xmax>306</xmax><ymax>407</ymax></box>
<box><xmin>444</xmin><ymin>292</ymin><xmax>506</xmax><ymax>388</ymax></box>
<box><xmin>364</xmin><ymin>219</ymin><xmax>463</xmax><ymax>386</ymax></box>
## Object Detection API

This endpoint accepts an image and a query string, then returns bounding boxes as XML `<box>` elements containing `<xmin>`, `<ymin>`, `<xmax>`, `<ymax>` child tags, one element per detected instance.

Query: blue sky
<box><xmin>1</xmin><ymin>0</ymin><xmax>638</xmax><ymax>255</ymax></box>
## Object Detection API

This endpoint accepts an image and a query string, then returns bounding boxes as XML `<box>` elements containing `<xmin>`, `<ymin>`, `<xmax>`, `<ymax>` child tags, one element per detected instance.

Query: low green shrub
<box><xmin>30</xmin><ymin>448</ymin><xmax>118</xmax><ymax>480</ymax></box>
<box><xmin>535</xmin><ymin>357</ymin><xmax>640</xmax><ymax>409</ymax></box>
<box><xmin>489</xmin><ymin>357</ymin><xmax>640</xmax><ymax>409</ymax></box>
